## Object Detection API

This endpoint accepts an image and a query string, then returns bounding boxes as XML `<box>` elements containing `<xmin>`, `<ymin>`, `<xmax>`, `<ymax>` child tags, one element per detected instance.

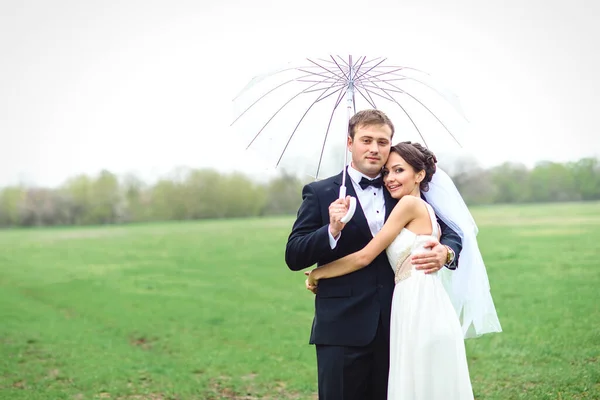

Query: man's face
<box><xmin>348</xmin><ymin>123</ymin><xmax>393</xmax><ymax>178</ymax></box>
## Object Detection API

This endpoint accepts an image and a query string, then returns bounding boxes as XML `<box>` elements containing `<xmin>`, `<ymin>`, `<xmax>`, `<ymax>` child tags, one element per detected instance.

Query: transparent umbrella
<box><xmin>231</xmin><ymin>55</ymin><xmax>468</xmax><ymax>222</ymax></box>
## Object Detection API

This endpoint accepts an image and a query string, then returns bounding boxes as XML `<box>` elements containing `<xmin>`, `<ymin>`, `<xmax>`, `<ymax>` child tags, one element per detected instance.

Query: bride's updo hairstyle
<box><xmin>389</xmin><ymin>141</ymin><xmax>437</xmax><ymax>192</ymax></box>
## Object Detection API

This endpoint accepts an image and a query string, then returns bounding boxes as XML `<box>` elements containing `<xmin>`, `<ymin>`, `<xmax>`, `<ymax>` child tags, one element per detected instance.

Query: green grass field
<box><xmin>1</xmin><ymin>202</ymin><xmax>599</xmax><ymax>399</ymax></box>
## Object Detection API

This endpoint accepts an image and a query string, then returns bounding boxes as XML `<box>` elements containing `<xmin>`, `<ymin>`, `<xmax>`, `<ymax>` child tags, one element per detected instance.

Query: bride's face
<box><xmin>382</xmin><ymin>152</ymin><xmax>423</xmax><ymax>199</ymax></box>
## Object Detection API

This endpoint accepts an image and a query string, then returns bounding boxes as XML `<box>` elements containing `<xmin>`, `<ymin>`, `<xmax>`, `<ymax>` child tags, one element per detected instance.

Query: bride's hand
<box><xmin>304</xmin><ymin>270</ymin><xmax>318</xmax><ymax>294</ymax></box>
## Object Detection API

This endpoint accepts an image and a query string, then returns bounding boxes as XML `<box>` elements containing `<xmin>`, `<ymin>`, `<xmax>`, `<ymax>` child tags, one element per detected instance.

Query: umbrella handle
<box><xmin>338</xmin><ymin>186</ymin><xmax>356</xmax><ymax>224</ymax></box>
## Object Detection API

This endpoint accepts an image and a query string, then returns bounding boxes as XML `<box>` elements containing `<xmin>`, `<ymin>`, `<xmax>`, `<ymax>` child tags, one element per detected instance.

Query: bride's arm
<box><xmin>309</xmin><ymin>196</ymin><xmax>421</xmax><ymax>283</ymax></box>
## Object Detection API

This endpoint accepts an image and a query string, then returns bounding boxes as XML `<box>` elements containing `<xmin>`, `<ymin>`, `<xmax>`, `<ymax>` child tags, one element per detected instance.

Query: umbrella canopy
<box><xmin>231</xmin><ymin>55</ymin><xmax>468</xmax><ymax>222</ymax></box>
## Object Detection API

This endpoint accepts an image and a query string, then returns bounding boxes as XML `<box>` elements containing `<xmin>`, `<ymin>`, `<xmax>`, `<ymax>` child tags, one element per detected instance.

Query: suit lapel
<box><xmin>334</xmin><ymin>169</ymin><xmax>373</xmax><ymax>240</ymax></box>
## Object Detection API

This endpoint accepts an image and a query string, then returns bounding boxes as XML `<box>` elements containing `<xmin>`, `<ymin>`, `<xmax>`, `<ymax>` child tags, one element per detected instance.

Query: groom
<box><xmin>285</xmin><ymin>109</ymin><xmax>462</xmax><ymax>400</ymax></box>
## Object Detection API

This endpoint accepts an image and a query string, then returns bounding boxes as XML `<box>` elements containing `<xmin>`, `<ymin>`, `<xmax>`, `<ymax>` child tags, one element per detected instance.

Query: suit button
<box><xmin>377</xmin><ymin>284</ymin><xmax>383</xmax><ymax>289</ymax></box>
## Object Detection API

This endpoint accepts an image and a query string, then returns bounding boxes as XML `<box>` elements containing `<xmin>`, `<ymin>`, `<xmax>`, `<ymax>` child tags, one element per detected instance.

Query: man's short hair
<box><xmin>348</xmin><ymin>109</ymin><xmax>395</xmax><ymax>139</ymax></box>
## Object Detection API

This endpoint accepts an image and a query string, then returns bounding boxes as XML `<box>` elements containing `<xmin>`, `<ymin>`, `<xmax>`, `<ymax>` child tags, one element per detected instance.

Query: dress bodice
<box><xmin>385</xmin><ymin>202</ymin><xmax>440</xmax><ymax>283</ymax></box>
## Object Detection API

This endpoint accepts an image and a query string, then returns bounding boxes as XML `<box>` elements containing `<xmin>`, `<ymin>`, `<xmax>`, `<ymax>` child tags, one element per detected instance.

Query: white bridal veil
<box><xmin>426</xmin><ymin>167</ymin><xmax>503</xmax><ymax>339</ymax></box>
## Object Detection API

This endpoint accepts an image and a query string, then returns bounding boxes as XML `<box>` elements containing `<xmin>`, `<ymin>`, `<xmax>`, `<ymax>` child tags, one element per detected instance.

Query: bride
<box><xmin>306</xmin><ymin>141</ymin><xmax>501</xmax><ymax>399</ymax></box>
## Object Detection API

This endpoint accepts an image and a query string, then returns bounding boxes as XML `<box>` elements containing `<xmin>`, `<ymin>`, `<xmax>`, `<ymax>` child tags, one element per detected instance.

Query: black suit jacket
<box><xmin>285</xmin><ymin>170</ymin><xmax>462</xmax><ymax>346</ymax></box>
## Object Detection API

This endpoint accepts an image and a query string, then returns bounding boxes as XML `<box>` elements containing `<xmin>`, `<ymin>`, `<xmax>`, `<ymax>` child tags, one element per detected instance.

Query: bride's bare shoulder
<box><xmin>394</xmin><ymin>195</ymin><xmax>423</xmax><ymax>210</ymax></box>
<box><xmin>388</xmin><ymin>195</ymin><xmax>427</xmax><ymax>222</ymax></box>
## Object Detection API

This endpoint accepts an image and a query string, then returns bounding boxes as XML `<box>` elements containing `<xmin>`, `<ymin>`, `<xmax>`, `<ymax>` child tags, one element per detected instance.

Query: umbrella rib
<box><xmin>334</xmin><ymin>55</ymin><xmax>351</xmax><ymax>69</ymax></box>
<box><xmin>316</xmin><ymin>57</ymin><xmax>338</xmax><ymax>65</ymax></box>
<box><xmin>350</xmin><ymin>56</ymin><xmax>367</xmax><ymax>72</ymax></box>
<box><xmin>354</xmin><ymin>85</ymin><xmax>377</xmax><ymax>109</ymax></box>
<box><xmin>327</xmin><ymin>56</ymin><xmax>351</xmax><ymax>81</ymax></box>
<box><xmin>315</xmin><ymin>87</ymin><xmax>347</xmax><ymax>178</ymax></box>
<box><xmin>398</xmin><ymin>90</ymin><xmax>462</xmax><ymax>146</ymax></box>
<box><xmin>359</xmin><ymin>70</ymin><xmax>469</xmax><ymax>123</ymax></box>
<box><xmin>362</xmin><ymin>75</ymin><xmax>462</xmax><ymax>146</ymax></box>
<box><xmin>353</xmin><ymin>56</ymin><xmax>375</xmax><ymax>76</ymax></box>
<box><xmin>359</xmin><ymin>83</ymin><xmax>404</xmax><ymax>94</ymax></box>
<box><xmin>361</xmin><ymin>67</ymin><xmax>408</xmax><ymax>80</ymax></box>
<box><xmin>362</xmin><ymin>70</ymin><xmax>435</xmax><ymax>90</ymax></box>
<box><xmin>233</xmin><ymin>65</ymin><xmax>331</xmax><ymax>101</ymax></box>
<box><xmin>322</xmin><ymin>55</ymin><xmax>381</xmax><ymax>69</ymax></box>
<box><xmin>316</xmin><ymin>85</ymin><xmax>348</xmax><ymax>103</ymax></box>
<box><xmin>297</xmin><ymin>68</ymin><xmax>344</xmax><ymax>82</ymax></box>
<box><xmin>297</xmin><ymin>78</ymin><xmax>342</xmax><ymax>84</ymax></box>
<box><xmin>369</xmin><ymin>65</ymin><xmax>431</xmax><ymax>76</ymax></box>
<box><xmin>362</xmin><ymin>73</ymin><xmax>434</xmax><ymax>94</ymax></box>
<box><xmin>364</xmin><ymin>69</ymin><xmax>451</xmax><ymax>99</ymax></box>
<box><xmin>354</xmin><ymin>58</ymin><xmax>388</xmax><ymax>83</ymax></box>
<box><xmin>244</xmin><ymin>80</ymin><xmax>334</xmax><ymax>150</ymax></box>
<box><xmin>367</xmin><ymin>77</ymin><xmax>408</xmax><ymax>83</ymax></box>
<box><xmin>276</xmin><ymin>82</ymin><xmax>346</xmax><ymax>167</ymax></box>
<box><xmin>307</xmin><ymin>58</ymin><xmax>348</xmax><ymax>81</ymax></box>
<box><xmin>355</xmin><ymin>81</ymin><xmax>396</xmax><ymax>102</ymax></box>
<box><xmin>232</xmin><ymin>73</ymin><xmax>332</xmax><ymax>126</ymax></box>
<box><xmin>303</xmin><ymin>82</ymin><xmax>347</xmax><ymax>93</ymax></box>
<box><xmin>303</xmin><ymin>76</ymin><xmax>347</xmax><ymax>102</ymax></box>
<box><xmin>361</xmin><ymin>83</ymin><xmax>429</xmax><ymax>147</ymax></box>
<box><xmin>358</xmin><ymin>56</ymin><xmax>385</xmax><ymax>66</ymax></box>
<box><xmin>352</xmin><ymin>56</ymin><xmax>370</xmax><ymax>86</ymax></box>
<box><xmin>361</xmin><ymin>84</ymin><xmax>378</xmax><ymax>108</ymax></box>
<box><xmin>360</xmin><ymin>87</ymin><xmax>397</xmax><ymax>102</ymax></box>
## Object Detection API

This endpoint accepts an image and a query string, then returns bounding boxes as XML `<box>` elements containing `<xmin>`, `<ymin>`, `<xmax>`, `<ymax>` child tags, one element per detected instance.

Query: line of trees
<box><xmin>0</xmin><ymin>157</ymin><xmax>598</xmax><ymax>228</ymax></box>
<box><xmin>445</xmin><ymin>157</ymin><xmax>600</xmax><ymax>205</ymax></box>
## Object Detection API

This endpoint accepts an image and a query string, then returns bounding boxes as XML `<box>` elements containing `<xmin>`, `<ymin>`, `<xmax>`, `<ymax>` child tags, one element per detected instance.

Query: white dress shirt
<box><xmin>329</xmin><ymin>165</ymin><xmax>386</xmax><ymax>248</ymax></box>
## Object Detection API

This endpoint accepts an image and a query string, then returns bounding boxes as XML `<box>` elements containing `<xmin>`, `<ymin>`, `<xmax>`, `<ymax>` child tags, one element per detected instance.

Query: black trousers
<box><xmin>315</xmin><ymin>315</ymin><xmax>390</xmax><ymax>400</ymax></box>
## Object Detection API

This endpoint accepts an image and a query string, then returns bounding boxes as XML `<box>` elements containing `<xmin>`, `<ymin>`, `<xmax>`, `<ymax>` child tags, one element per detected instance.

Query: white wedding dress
<box><xmin>386</xmin><ymin>201</ymin><xmax>474</xmax><ymax>400</ymax></box>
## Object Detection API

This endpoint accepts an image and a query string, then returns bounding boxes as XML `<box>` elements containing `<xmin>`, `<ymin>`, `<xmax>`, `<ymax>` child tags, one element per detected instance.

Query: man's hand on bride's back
<box><xmin>328</xmin><ymin>196</ymin><xmax>351</xmax><ymax>238</ymax></box>
<box><xmin>411</xmin><ymin>238</ymin><xmax>447</xmax><ymax>274</ymax></box>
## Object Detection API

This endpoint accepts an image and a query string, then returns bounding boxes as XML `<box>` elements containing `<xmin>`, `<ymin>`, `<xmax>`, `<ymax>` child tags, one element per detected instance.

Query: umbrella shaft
<box><xmin>341</xmin><ymin>86</ymin><xmax>354</xmax><ymax>190</ymax></box>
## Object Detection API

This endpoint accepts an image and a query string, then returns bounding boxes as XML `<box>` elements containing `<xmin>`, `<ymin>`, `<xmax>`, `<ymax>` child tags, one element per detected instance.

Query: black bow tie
<box><xmin>359</xmin><ymin>176</ymin><xmax>383</xmax><ymax>190</ymax></box>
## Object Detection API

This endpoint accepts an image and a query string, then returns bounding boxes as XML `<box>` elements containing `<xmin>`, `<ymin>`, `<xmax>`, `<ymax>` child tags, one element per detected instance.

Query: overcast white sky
<box><xmin>1</xmin><ymin>0</ymin><xmax>598</xmax><ymax>187</ymax></box>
